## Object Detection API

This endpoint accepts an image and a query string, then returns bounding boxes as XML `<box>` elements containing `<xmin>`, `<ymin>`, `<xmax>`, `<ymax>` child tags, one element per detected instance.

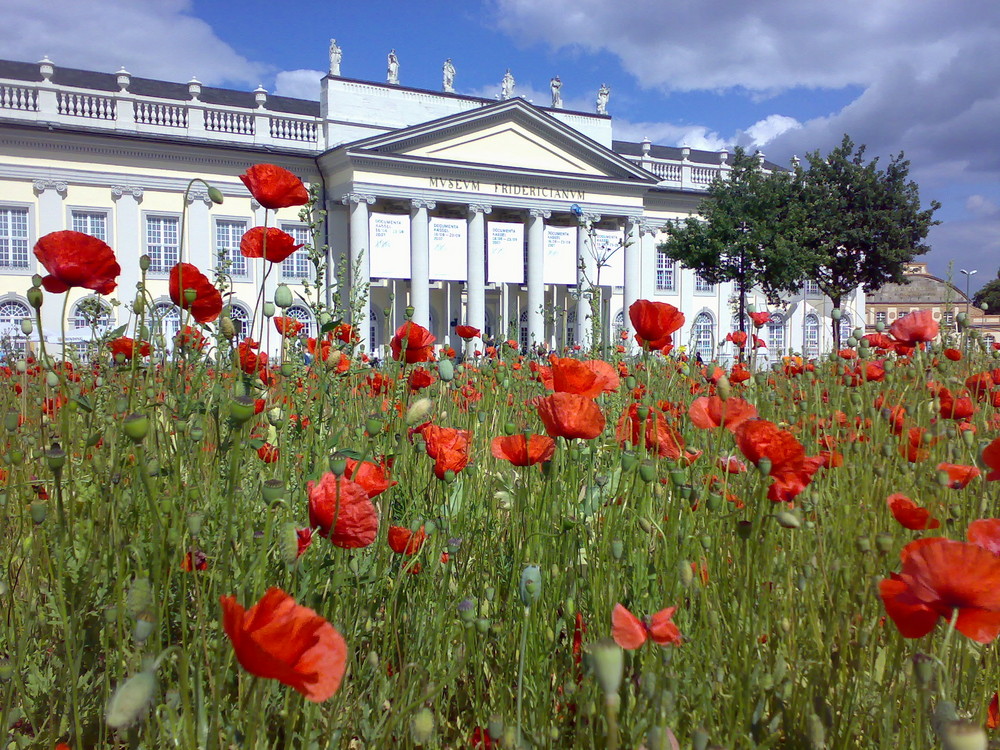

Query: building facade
<box><xmin>0</xmin><ymin>54</ymin><xmax>860</xmax><ymax>361</ymax></box>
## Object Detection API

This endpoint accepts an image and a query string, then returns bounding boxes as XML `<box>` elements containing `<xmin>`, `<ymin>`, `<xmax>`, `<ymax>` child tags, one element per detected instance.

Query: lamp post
<box><xmin>961</xmin><ymin>269</ymin><xmax>978</xmax><ymax>320</ymax></box>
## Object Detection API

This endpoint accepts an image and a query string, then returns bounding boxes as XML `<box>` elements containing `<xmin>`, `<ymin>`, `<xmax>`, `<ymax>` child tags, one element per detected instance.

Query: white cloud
<box><xmin>966</xmin><ymin>195</ymin><xmax>1000</xmax><ymax>218</ymax></box>
<box><xmin>274</xmin><ymin>70</ymin><xmax>324</xmax><ymax>101</ymax></box>
<box><xmin>1</xmin><ymin>0</ymin><xmax>264</xmax><ymax>87</ymax></box>
<box><xmin>612</xmin><ymin>120</ymin><xmax>729</xmax><ymax>151</ymax></box>
<box><xmin>741</xmin><ymin>114</ymin><xmax>801</xmax><ymax>148</ymax></box>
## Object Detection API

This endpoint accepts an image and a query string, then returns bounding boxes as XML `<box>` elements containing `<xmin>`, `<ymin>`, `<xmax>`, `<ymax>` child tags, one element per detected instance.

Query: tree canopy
<box><xmin>973</xmin><ymin>270</ymin><xmax>1000</xmax><ymax>314</ymax></box>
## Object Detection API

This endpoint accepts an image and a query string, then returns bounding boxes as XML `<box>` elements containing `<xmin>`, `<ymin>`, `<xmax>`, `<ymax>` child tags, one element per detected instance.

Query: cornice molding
<box><xmin>0</xmin><ymin>162</ymin><xmax>246</xmax><ymax>198</ymax></box>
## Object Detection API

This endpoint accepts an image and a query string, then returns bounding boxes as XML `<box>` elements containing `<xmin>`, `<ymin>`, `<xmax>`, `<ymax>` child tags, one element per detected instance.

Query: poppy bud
<box><xmin>220</xmin><ymin>317</ymin><xmax>236</xmax><ymax>338</ymax></box>
<box><xmin>716</xmin><ymin>376</ymin><xmax>731</xmax><ymax>401</ymax></box>
<box><xmin>186</xmin><ymin>513</ymin><xmax>203</xmax><ymax>538</ymax></box>
<box><xmin>611</xmin><ymin>539</ymin><xmax>624</xmax><ymax>560</ymax></box>
<box><xmin>262</xmin><ymin>302</ymin><xmax>275</xmax><ymax>318</ymax></box>
<box><xmin>127</xmin><ymin>578</ymin><xmax>153</xmax><ymax>617</ymax></box>
<box><xmin>680</xmin><ymin>559</ymin><xmax>694</xmax><ymax>587</ymax></box>
<box><xmin>27</xmin><ymin>287</ymin><xmax>42</xmax><ymax>309</ymax></box>
<box><xmin>409</xmin><ymin>707</ymin><xmax>435</xmax><ymax>745</ymax></box>
<box><xmin>589</xmin><ymin>638</ymin><xmax>624</xmax><ymax>696</ymax></box>
<box><xmin>488</xmin><ymin>717</ymin><xmax>504</xmax><ymax>741</ymax></box>
<box><xmin>939</xmin><ymin>720</ymin><xmax>987</xmax><ymax>750</ymax></box>
<box><xmin>775</xmin><ymin>511</ymin><xmax>800</xmax><ymax>529</ymax></box>
<box><xmin>625</xmin><ymin>376</ymin><xmax>637</xmax><ymax>390</ymax></box>
<box><xmin>405</xmin><ymin>398</ymin><xmax>434</xmax><ymax>426</ymax></box>
<box><xmin>207</xmin><ymin>185</ymin><xmax>224</xmax><ymax>205</ymax></box>
<box><xmin>637</xmin><ymin>517</ymin><xmax>652</xmax><ymax>534</ymax></box>
<box><xmin>106</xmin><ymin>668</ymin><xmax>157</xmax><ymax>729</ymax></box>
<box><xmin>123</xmin><ymin>413</ymin><xmax>149</xmax><ymax>443</ymax></box>
<box><xmin>30</xmin><ymin>500</ymin><xmax>46</xmax><ymax>524</ymax></box>
<box><xmin>139</xmin><ymin>254</ymin><xmax>151</xmax><ymax>271</ymax></box>
<box><xmin>519</xmin><ymin>565</ymin><xmax>541</xmax><ymax>607</ymax></box>
<box><xmin>133</xmin><ymin>613</ymin><xmax>155</xmax><ymax>643</ymax></box>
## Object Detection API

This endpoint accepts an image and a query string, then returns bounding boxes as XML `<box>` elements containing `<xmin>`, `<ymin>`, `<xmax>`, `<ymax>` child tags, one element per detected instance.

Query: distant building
<box><xmin>866</xmin><ymin>263</ymin><xmax>1000</xmax><ymax>347</ymax></box>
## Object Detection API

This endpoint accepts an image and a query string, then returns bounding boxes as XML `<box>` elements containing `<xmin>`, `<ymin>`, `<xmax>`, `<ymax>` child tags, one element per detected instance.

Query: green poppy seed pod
<box><xmin>775</xmin><ymin>511</ymin><xmax>800</xmax><ymax>529</ymax></box>
<box><xmin>9</xmin><ymin>450</ymin><xmax>23</xmax><ymax>466</ymax></box>
<box><xmin>939</xmin><ymin>720</ymin><xmax>987</xmax><ymax>750</ymax></box>
<box><xmin>488</xmin><ymin>717</ymin><xmax>504</xmax><ymax>742</ymax></box>
<box><xmin>262</xmin><ymin>479</ymin><xmax>285</xmax><ymax>503</ymax></box>
<box><xmin>27</xmin><ymin>287</ymin><xmax>43</xmax><ymax>309</ymax></box>
<box><xmin>912</xmin><ymin>653</ymin><xmax>935</xmax><ymax>688</ymax></box>
<box><xmin>30</xmin><ymin>500</ymin><xmax>47</xmax><ymax>524</ymax></box>
<box><xmin>127</xmin><ymin>577</ymin><xmax>153</xmax><ymax>618</ymax></box>
<box><xmin>277</xmin><ymin>522</ymin><xmax>300</xmax><ymax>565</ymax></box>
<box><xmin>423</xmin><ymin>519</ymin><xmax>437</xmax><ymax>535</ymax></box>
<box><xmin>637</xmin><ymin>517</ymin><xmax>652</xmax><ymax>534</ymax></box>
<box><xmin>220</xmin><ymin>316</ymin><xmax>235</xmax><ymax>338</ymax></box>
<box><xmin>229</xmin><ymin>396</ymin><xmax>256</xmax><ymax>425</ymax></box>
<box><xmin>503</xmin><ymin>422</ymin><xmax>517</xmax><ymax>435</ymax></box>
<box><xmin>856</xmin><ymin>535</ymin><xmax>872</xmax><ymax>553</ymax></box>
<box><xmin>962</xmin><ymin>429</ymin><xmax>976</xmax><ymax>447</ymax></box>
<box><xmin>757</xmin><ymin>457</ymin><xmax>772</xmax><ymax>476</ymax></box>
<box><xmin>620</xmin><ymin>450</ymin><xmax>638</xmax><ymax>472</ymax></box>
<box><xmin>475</xmin><ymin>617</ymin><xmax>490</xmax><ymax>634</ymax></box>
<box><xmin>182</xmin><ymin>287</ymin><xmax>197</xmax><ymax>305</ymax></box>
<box><xmin>14</xmin><ymin>359</ymin><xmax>26</xmax><ymax>374</ymax></box>
<box><xmin>106</xmin><ymin>668</ymin><xmax>157</xmax><ymax>729</ymax></box>
<box><xmin>485</xmin><ymin>586</ymin><xmax>496</xmax><ymax>602</ymax></box>
<box><xmin>409</xmin><ymin>707</ymin><xmax>435</xmax><ymax>745</ymax></box>
<box><xmin>679</xmin><ymin>559</ymin><xmax>694</xmax><ymax>587</ymax></box>
<box><xmin>669</xmin><ymin>469</ymin><xmax>685</xmax><ymax>486</ymax></box>
<box><xmin>705</xmin><ymin>492</ymin><xmax>723</xmax><ymax>512</ymax></box>
<box><xmin>4</xmin><ymin>411</ymin><xmax>19</xmax><ymax>433</ymax></box>
<box><xmin>0</xmin><ymin>656</ymin><xmax>11</xmax><ymax>681</ymax></box>
<box><xmin>133</xmin><ymin>614</ymin><xmax>155</xmax><ymax>644</ymax></box>
<box><xmin>611</xmin><ymin>539</ymin><xmax>624</xmax><ymax>560</ymax></box>
<box><xmin>831</xmin><ymin>308</ymin><xmax>842</xmax><ymax>321</ymax></box>
<box><xmin>625</xmin><ymin>376</ymin><xmax>637</xmax><ymax>390</ymax></box>
<box><xmin>442</xmin><ymin>469</ymin><xmax>457</xmax><ymax>484</ymax></box>
<box><xmin>404</xmin><ymin>305</ymin><xmax>415</xmax><ymax>320</ymax></box>
<box><xmin>30</xmin><ymin>273</ymin><xmax>43</xmax><ymax>289</ymax></box>
<box><xmin>186</xmin><ymin>513</ymin><xmax>203</xmax><ymax>538</ymax></box>
<box><xmin>19</xmin><ymin>317</ymin><xmax>32</xmax><ymax>336</ymax></box>
<box><xmin>139</xmin><ymin>254</ymin><xmax>151</xmax><ymax>272</ymax></box>
<box><xmin>262</xmin><ymin>301</ymin><xmax>275</xmax><ymax>318</ymax></box>
<box><xmin>589</xmin><ymin>638</ymin><xmax>624</xmax><ymax>696</ymax></box>
<box><xmin>45</xmin><ymin>444</ymin><xmax>66</xmax><ymax>472</ymax></box>
<box><xmin>365</xmin><ymin>415</ymin><xmax>384</xmax><ymax>435</ymax></box>
<box><xmin>123</xmin><ymin>413</ymin><xmax>149</xmax><ymax>443</ymax></box>
<box><xmin>458</xmin><ymin>597</ymin><xmax>477</xmax><ymax>623</ymax></box>
<box><xmin>207</xmin><ymin>185</ymin><xmax>224</xmax><ymax>205</ymax></box>
<box><xmin>519</xmin><ymin>564</ymin><xmax>541</xmax><ymax>607</ymax></box>
<box><xmin>438</xmin><ymin>358</ymin><xmax>454</xmax><ymax>381</ymax></box>
<box><xmin>636</xmin><ymin>404</ymin><xmax>649</xmax><ymax>420</ymax></box>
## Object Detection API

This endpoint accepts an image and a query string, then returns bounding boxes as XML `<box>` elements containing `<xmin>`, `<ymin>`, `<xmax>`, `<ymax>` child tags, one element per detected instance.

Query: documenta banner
<box><xmin>488</xmin><ymin>222</ymin><xmax>524</xmax><ymax>284</ymax></box>
<box><xmin>543</xmin><ymin>225</ymin><xmax>577</xmax><ymax>285</ymax></box>
<box><xmin>592</xmin><ymin>228</ymin><xmax>625</xmax><ymax>287</ymax></box>
<box><xmin>369</xmin><ymin>213</ymin><xmax>410</xmax><ymax>279</ymax></box>
<box><xmin>429</xmin><ymin>217</ymin><xmax>467</xmax><ymax>281</ymax></box>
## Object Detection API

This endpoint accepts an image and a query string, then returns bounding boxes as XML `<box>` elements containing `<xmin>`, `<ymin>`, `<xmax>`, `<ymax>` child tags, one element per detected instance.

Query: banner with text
<box><xmin>429</xmin><ymin>217</ymin><xmax>467</xmax><ymax>281</ymax></box>
<box><xmin>369</xmin><ymin>213</ymin><xmax>410</xmax><ymax>279</ymax></box>
<box><xmin>592</xmin><ymin>228</ymin><xmax>625</xmax><ymax>287</ymax></box>
<box><xmin>543</xmin><ymin>225</ymin><xmax>577</xmax><ymax>285</ymax></box>
<box><xmin>487</xmin><ymin>222</ymin><xmax>524</xmax><ymax>284</ymax></box>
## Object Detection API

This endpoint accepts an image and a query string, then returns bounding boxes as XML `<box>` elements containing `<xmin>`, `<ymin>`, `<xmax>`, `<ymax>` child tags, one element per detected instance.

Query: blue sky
<box><xmin>5</xmin><ymin>0</ymin><xmax>1000</xmax><ymax>292</ymax></box>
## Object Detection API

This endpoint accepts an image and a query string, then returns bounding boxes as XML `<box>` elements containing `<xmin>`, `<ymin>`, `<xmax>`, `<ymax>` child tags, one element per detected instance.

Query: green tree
<box><xmin>659</xmin><ymin>148</ymin><xmax>806</xmax><ymax>339</ymax></box>
<box><xmin>794</xmin><ymin>135</ymin><xmax>941</xmax><ymax>347</ymax></box>
<box><xmin>973</xmin><ymin>270</ymin><xmax>1000</xmax><ymax>314</ymax></box>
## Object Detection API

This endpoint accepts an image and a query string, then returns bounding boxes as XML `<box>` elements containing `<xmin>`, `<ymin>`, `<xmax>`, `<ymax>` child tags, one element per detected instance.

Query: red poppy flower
<box><xmin>550</xmin><ymin>357</ymin><xmax>605</xmax><ymax>398</ymax></box>
<box><xmin>455</xmin><ymin>325</ymin><xmax>480</xmax><ymax>340</ymax></box>
<box><xmin>273</xmin><ymin>316</ymin><xmax>304</xmax><ymax>337</ymax></box>
<box><xmin>387</xmin><ymin>525</ymin><xmax>427</xmax><ymax>555</ymax></box>
<box><xmin>220</xmin><ymin>587</ymin><xmax>347</xmax><ymax>702</ymax></box>
<box><xmin>421</xmin><ymin>424</ymin><xmax>472</xmax><ymax>479</ymax></box>
<box><xmin>344</xmin><ymin>458</ymin><xmax>396</xmax><ymax>498</ymax></box>
<box><xmin>174</xmin><ymin>325</ymin><xmax>206</xmax><ymax>351</ymax></box>
<box><xmin>239</xmin><ymin>164</ymin><xmax>309</xmax><ymax>210</ymax></box>
<box><xmin>408</xmin><ymin>367</ymin><xmax>436</xmax><ymax>391</ymax></box>
<box><xmin>584</xmin><ymin>359</ymin><xmax>621</xmax><ymax>393</ymax></box>
<box><xmin>168</xmin><ymin>263</ymin><xmax>222</xmax><ymax>324</ymax></box>
<box><xmin>237</xmin><ymin>339</ymin><xmax>268</xmax><ymax>376</ymax></box>
<box><xmin>726</xmin><ymin>330</ymin><xmax>748</xmax><ymax>348</ymax></box>
<box><xmin>944</xmin><ymin>348</ymin><xmax>962</xmax><ymax>361</ymax></box>
<box><xmin>257</xmin><ymin>443</ymin><xmax>280</xmax><ymax>463</ymax></box>
<box><xmin>629</xmin><ymin>299</ymin><xmax>685</xmax><ymax>350</ymax></box>
<box><xmin>490</xmin><ymin>433</ymin><xmax>556</xmax><ymax>466</ymax></box>
<box><xmin>982</xmin><ymin>438</ymin><xmax>1000</xmax><ymax>481</ymax></box>
<box><xmin>748</xmin><ymin>311</ymin><xmax>771</xmax><ymax>327</ymax></box>
<box><xmin>295</xmin><ymin>528</ymin><xmax>313</xmax><ymax>559</ymax></box>
<box><xmin>109</xmin><ymin>336</ymin><xmax>151</xmax><ymax>361</ymax></box>
<box><xmin>240</xmin><ymin>226</ymin><xmax>303</xmax><ymax>263</ymax></box>
<box><xmin>889</xmin><ymin>309</ymin><xmax>939</xmax><ymax>345</ymax></box>
<box><xmin>735</xmin><ymin>419</ymin><xmax>824</xmax><ymax>503</ymax></box>
<box><xmin>34</xmin><ymin>230</ymin><xmax>121</xmax><ymax>294</ymax></box>
<box><xmin>864</xmin><ymin>333</ymin><xmax>894</xmax><ymax>349</ymax></box>
<box><xmin>535</xmin><ymin>392</ymin><xmax>605</xmax><ymax>440</ymax></box>
<box><xmin>611</xmin><ymin>603</ymin><xmax>682</xmax><ymax>649</ymax></box>
<box><xmin>181</xmin><ymin>550</ymin><xmax>208</xmax><ymax>571</ymax></box>
<box><xmin>332</xmin><ymin>323</ymin><xmax>359</xmax><ymax>344</ymax></box>
<box><xmin>307</xmin><ymin>473</ymin><xmax>378</xmax><ymax>548</ymax></box>
<box><xmin>688</xmin><ymin>396</ymin><xmax>758</xmax><ymax>432</ymax></box>
<box><xmin>390</xmin><ymin>322</ymin><xmax>436</xmax><ymax>363</ymax></box>
<box><xmin>887</xmin><ymin>493</ymin><xmax>940</xmax><ymax>530</ymax></box>
<box><xmin>938</xmin><ymin>462</ymin><xmax>981</xmax><ymax>489</ymax></box>
<box><xmin>879</xmin><ymin>538</ymin><xmax>1000</xmax><ymax>642</ymax></box>
<box><xmin>615</xmin><ymin>403</ymin><xmax>683</xmax><ymax>459</ymax></box>
<box><xmin>989</xmin><ymin>692</ymin><xmax>1000</xmax><ymax>730</ymax></box>
<box><xmin>967</xmin><ymin>518</ymin><xmax>1000</xmax><ymax>556</ymax></box>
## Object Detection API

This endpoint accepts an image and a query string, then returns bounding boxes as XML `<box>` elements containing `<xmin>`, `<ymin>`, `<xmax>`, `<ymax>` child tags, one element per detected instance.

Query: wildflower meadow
<box><xmin>4</xmin><ymin>164</ymin><xmax>1000</xmax><ymax>749</ymax></box>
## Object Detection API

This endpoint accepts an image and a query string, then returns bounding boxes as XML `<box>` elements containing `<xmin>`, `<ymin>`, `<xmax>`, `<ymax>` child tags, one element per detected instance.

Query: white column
<box><xmin>186</xmin><ymin>189</ymin><xmax>212</xmax><ymax>269</ymax></box>
<box><xmin>527</xmin><ymin>208</ymin><xmax>549</xmax><ymax>349</ymax></box>
<box><xmin>639</xmin><ymin>222</ymin><xmax>659</xmax><ymax>300</ymax></box>
<box><xmin>575</xmin><ymin>214</ymin><xmax>600</xmax><ymax>348</ymax></box>
<box><xmin>623</xmin><ymin>216</ymin><xmax>642</xmax><ymax>349</ymax></box>
<box><xmin>111</xmin><ymin>185</ymin><xmax>144</xmax><ymax>321</ymax></box>
<box><xmin>466</xmin><ymin>203</ymin><xmax>490</xmax><ymax>353</ymax></box>
<box><xmin>34</xmin><ymin>179</ymin><xmax>68</xmax><ymax>336</ymax></box>
<box><xmin>409</xmin><ymin>199</ymin><xmax>435</xmax><ymax>329</ymax></box>
<box><xmin>342</xmin><ymin>193</ymin><xmax>375</xmax><ymax>346</ymax></box>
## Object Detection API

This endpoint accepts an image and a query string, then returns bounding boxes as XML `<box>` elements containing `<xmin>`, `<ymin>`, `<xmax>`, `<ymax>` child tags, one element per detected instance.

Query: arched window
<box><xmin>804</xmin><ymin>314</ymin><xmax>820</xmax><ymax>358</ymax></box>
<box><xmin>519</xmin><ymin>309</ymin><xmax>529</xmax><ymax>352</ymax></box>
<box><xmin>228</xmin><ymin>303</ymin><xmax>252</xmax><ymax>339</ymax></box>
<box><xmin>0</xmin><ymin>300</ymin><xmax>29</xmax><ymax>353</ymax></box>
<box><xmin>152</xmin><ymin>302</ymin><xmax>181</xmax><ymax>345</ymax></box>
<box><xmin>285</xmin><ymin>304</ymin><xmax>314</xmax><ymax>338</ymax></box>
<box><xmin>692</xmin><ymin>312</ymin><xmax>714</xmax><ymax>359</ymax></box>
<box><xmin>767</xmin><ymin>314</ymin><xmax>786</xmax><ymax>359</ymax></box>
<box><xmin>839</xmin><ymin>313</ymin><xmax>853</xmax><ymax>344</ymax></box>
<box><xmin>613</xmin><ymin>309</ymin><xmax>625</xmax><ymax>339</ymax></box>
<box><xmin>70</xmin><ymin>296</ymin><xmax>114</xmax><ymax>334</ymax></box>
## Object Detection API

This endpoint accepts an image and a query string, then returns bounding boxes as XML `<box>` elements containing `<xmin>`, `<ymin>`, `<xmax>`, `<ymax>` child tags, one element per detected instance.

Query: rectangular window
<box><xmin>145</xmin><ymin>215</ymin><xmax>179</xmax><ymax>274</ymax></box>
<box><xmin>767</xmin><ymin>321</ymin><xmax>786</xmax><ymax>359</ymax></box>
<box><xmin>803</xmin><ymin>279</ymin><xmax>820</xmax><ymax>296</ymax></box>
<box><xmin>656</xmin><ymin>253</ymin><xmax>675</xmax><ymax>292</ymax></box>
<box><xmin>0</xmin><ymin>206</ymin><xmax>30</xmax><ymax>269</ymax></box>
<box><xmin>280</xmin><ymin>223</ymin><xmax>312</xmax><ymax>282</ymax></box>
<box><xmin>694</xmin><ymin>273</ymin><xmax>714</xmax><ymax>293</ymax></box>
<box><xmin>875</xmin><ymin>311</ymin><xmax>887</xmax><ymax>324</ymax></box>
<box><xmin>215</xmin><ymin>219</ymin><xmax>249</xmax><ymax>280</ymax></box>
<box><xmin>71</xmin><ymin>210</ymin><xmax>108</xmax><ymax>242</ymax></box>
<box><xmin>942</xmin><ymin>311</ymin><xmax>954</xmax><ymax>326</ymax></box>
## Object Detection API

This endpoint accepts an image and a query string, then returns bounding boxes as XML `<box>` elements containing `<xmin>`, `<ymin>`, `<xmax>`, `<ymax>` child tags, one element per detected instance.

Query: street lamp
<box><xmin>961</xmin><ymin>268</ymin><xmax>978</xmax><ymax>320</ymax></box>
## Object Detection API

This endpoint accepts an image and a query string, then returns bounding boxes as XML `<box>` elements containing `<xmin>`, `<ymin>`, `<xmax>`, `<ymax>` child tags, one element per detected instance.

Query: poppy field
<box><xmin>5</xmin><ymin>165</ymin><xmax>1000</xmax><ymax>750</ymax></box>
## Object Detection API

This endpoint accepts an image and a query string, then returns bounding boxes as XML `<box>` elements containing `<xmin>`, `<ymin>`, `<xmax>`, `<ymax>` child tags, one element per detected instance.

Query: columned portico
<box><xmin>623</xmin><ymin>215</ymin><xmax>642</xmax><ymax>346</ymax></box>
<box><xmin>576</xmin><ymin>214</ymin><xmax>600</xmax><ymax>347</ymax></box>
<box><xmin>466</xmin><ymin>203</ymin><xmax>490</xmax><ymax>351</ymax></box>
<box><xmin>409</xmin><ymin>199</ymin><xmax>435</xmax><ymax>328</ymax></box>
<box><xmin>527</xmin><ymin>208</ymin><xmax>549</xmax><ymax>347</ymax></box>
<box><xmin>639</xmin><ymin>221</ymin><xmax>660</xmax><ymax>300</ymax></box>
<box><xmin>343</xmin><ymin>193</ymin><xmax>376</xmax><ymax>343</ymax></box>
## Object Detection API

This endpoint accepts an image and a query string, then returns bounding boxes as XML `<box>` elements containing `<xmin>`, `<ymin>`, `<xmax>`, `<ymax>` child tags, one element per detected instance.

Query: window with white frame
<box><xmin>804</xmin><ymin>314</ymin><xmax>820</xmax><ymax>358</ymax></box>
<box><xmin>767</xmin><ymin>314</ymin><xmax>786</xmax><ymax>359</ymax></box>
<box><xmin>839</xmin><ymin>313</ymin><xmax>853</xmax><ymax>344</ymax></box>
<box><xmin>71</xmin><ymin>210</ymin><xmax>109</xmax><ymax>242</ymax></box>
<box><xmin>0</xmin><ymin>300</ymin><xmax>29</xmax><ymax>352</ymax></box>
<box><xmin>694</xmin><ymin>273</ymin><xmax>714</xmax><ymax>293</ymax></box>
<box><xmin>803</xmin><ymin>279</ymin><xmax>820</xmax><ymax>296</ymax></box>
<box><xmin>693</xmin><ymin>312</ymin><xmax>714</xmax><ymax>359</ymax></box>
<box><xmin>985</xmin><ymin>334</ymin><xmax>996</xmax><ymax>348</ymax></box>
<box><xmin>145</xmin><ymin>215</ymin><xmax>180</xmax><ymax>274</ymax></box>
<box><xmin>152</xmin><ymin>302</ymin><xmax>181</xmax><ymax>343</ymax></box>
<box><xmin>656</xmin><ymin>253</ymin><xmax>675</xmax><ymax>292</ymax></box>
<box><xmin>875</xmin><ymin>311</ymin><xmax>887</xmax><ymax>324</ymax></box>
<box><xmin>280</xmin><ymin>223</ymin><xmax>312</xmax><ymax>283</ymax></box>
<box><xmin>0</xmin><ymin>207</ymin><xmax>30</xmax><ymax>270</ymax></box>
<box><xmin>286</xmin><ymin>304</ymin><xmax>314</xmax><ymax>338</ymax></box>
<box><xmin>519</xmin><ymin>309</ymin><xmax>529</xmax><ymax>352</ymax></box>
<box><xmin>942</xmin><ymin>310</ymin><xmax>954</xmax><ymax>326</ymax></box>
<box><xmin>70</xmin><ymin>296</ymin><xmax>113</xmax><ymax>333</ymax></box>
<box><xmin>215</xmin><ymin>219</ymin><xmax>249</xmax><ymax>280</ymax></box>
<box><xmin>370</xmin><ymin>308</ymin><xmax>381</xmax><ymax>354</ymax></box>
<box><xmin>229</xmin><ymin>303</ymin><xmax>252</xmax><ymax>338</ymax></box>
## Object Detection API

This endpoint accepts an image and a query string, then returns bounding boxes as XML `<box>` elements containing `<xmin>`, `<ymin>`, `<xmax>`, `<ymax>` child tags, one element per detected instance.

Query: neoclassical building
<box><xmin>0</xmin><ymin>53</ymin><xmax>861</xmax><ymax>360</ymax></box>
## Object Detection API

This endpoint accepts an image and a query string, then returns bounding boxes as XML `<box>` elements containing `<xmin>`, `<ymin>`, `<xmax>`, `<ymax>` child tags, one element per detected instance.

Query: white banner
<box><xmin>369</xmin><ymin>213</ymin><xmax>410</xmax><ymax>279</ymax></box>
<box><xmin>429</xmin><ymin>217</ymin><xmax>467</xmax><ymax>281</ymax></box>
<box><xmin>544</xmin><ymin>225</ymin><xmax>577</xmax><ymax>285</ymax></box>
<box><xmin>593</xmin><ymin>228</ymin><xmax>625</xmax><ymax>287</ymax></box>
<box><xmin>488</xmin><ymin>222</ymin><xmax>524</xmax><ymax>284</ymax></box>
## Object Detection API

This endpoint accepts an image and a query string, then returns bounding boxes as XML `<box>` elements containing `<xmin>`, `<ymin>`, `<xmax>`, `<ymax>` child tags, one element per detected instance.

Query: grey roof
<box><xmin>0</xmin><ymin>59</ymin><xmax>319</xmax><ymax>117</ymax></box>
<box><xmin>613</xmin><ymin>139</ymin><xmax>786</xmax><ymax>172</ymax></box>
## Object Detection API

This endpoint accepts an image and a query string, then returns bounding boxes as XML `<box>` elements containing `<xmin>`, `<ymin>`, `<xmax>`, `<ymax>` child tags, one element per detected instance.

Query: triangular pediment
<box><xmin>343</xmin><ymin>98</ymin><xmax>654</xmax><ymax>182</ymax></box>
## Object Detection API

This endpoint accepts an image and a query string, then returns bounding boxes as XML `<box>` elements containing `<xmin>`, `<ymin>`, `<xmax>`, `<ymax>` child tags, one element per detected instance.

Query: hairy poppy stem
<box><xmin>516</xmin><ymin>605</ymin><xmax>529</xmax><ymax>745</ymax></box>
